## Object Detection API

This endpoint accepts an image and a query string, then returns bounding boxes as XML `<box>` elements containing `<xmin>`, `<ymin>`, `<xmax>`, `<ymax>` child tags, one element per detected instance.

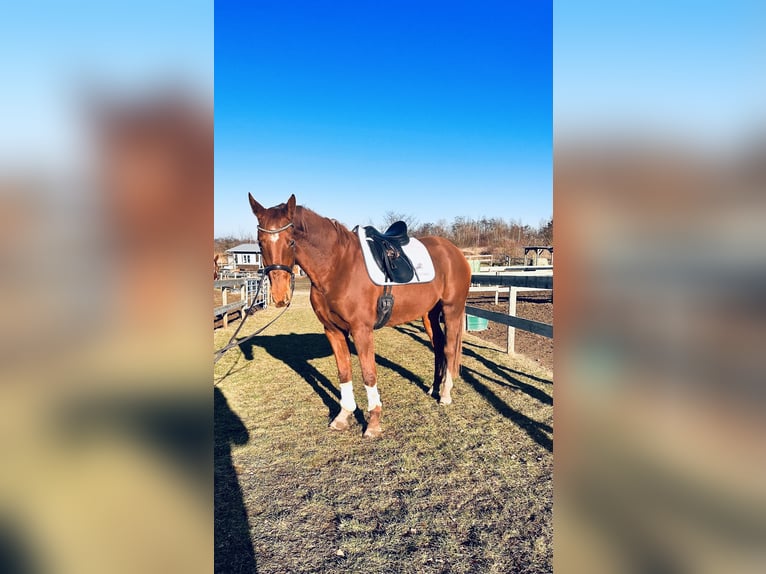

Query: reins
<box><xmin>213</xmin><ymin>221</ymin><xmax>296</xmax><ymax>365</ymax></box>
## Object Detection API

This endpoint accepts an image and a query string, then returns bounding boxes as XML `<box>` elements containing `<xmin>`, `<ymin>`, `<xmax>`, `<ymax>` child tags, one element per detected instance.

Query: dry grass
<box><xmin>214</xmin><ymin>282</ymin><xmax>552</xmax><ymax>573</ymax></box>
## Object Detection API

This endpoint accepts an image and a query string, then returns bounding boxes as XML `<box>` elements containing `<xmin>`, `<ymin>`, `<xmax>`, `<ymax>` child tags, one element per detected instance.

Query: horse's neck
<box><xmin>293</xmin><ymin>207</ymin><xmax>354</xmax><ymax>287</ymax></box>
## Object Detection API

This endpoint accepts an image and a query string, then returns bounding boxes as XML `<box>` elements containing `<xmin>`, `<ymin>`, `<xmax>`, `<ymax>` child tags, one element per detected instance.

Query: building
<box><xmin>226</xmin><ymin>243</ymin><xmax>262</xmax><ymax>272</ymax></box>
<box><xmin>524</xmin><ymin>246</ymin><xmax>553</xmax><ymax>266</ymax></box>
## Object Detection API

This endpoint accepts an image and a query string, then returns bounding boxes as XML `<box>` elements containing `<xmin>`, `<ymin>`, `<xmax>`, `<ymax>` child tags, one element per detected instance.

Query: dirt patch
<box><xmin>466</xmin><ymin>290</ymin><xmax>553</xmax><ymax>373</ymax></box>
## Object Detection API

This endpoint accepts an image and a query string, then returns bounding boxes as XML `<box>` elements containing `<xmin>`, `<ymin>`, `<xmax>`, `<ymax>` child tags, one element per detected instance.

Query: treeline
<box><xmin>383</xmin><ymin>211</ymin><xmax>552</xmax><ymax>263</ymax></box>
<box><xmin>214</xmin><ymin>235</ymin><xmax>251</xmax><ymax>254</ymax></box>
<box><xmin>215</xmin><ymin>213</ymin><xmax>552</xmax><ymax>265</ymax></box>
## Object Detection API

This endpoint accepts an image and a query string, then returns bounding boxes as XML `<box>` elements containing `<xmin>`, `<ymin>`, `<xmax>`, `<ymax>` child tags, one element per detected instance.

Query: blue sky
<box><xmin>555</xmin><ymin>1</ymin><xmax>765</xmax><ymax>144</ymax></box>
<box><xmin>215</xmin><ymin>1</ymin><xmax>552</xmax><ymax>236</ymax></box>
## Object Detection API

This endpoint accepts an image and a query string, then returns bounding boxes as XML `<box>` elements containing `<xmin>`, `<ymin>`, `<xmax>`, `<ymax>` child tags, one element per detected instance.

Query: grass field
<box><xmin>214</xmin><ymin>282</ymin><xmax>553</xmax><ymax>573</ymax></box>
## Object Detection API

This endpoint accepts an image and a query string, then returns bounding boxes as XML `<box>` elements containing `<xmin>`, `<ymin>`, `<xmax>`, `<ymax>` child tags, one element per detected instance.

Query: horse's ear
<box><xmin>286</xmin><ymin>194</ymin><xmax>296</xmax><ymax>219</ymax></box>
<box><xmin>214</xmin><ymin>254</ymin><xmax>219</xmax><ymax>262</ymax></box>
<box><xmin>248</xmin><ymin>193</ymin><xmax>264</xmax><ymax>217</ymax></box>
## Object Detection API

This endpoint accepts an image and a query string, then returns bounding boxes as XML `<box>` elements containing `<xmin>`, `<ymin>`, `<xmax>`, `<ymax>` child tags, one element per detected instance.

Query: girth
<box><xmin>374</xmin><ymin>284</ymin><xmax>394</xmax><ymax>330</ymax></box>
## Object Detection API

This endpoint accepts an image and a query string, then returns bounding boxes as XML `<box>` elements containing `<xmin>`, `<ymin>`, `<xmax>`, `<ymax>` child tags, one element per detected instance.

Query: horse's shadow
<box><xmin>394</xmin><ymin>323</ymin><xmax>553</xmax><ymax>452</ymax></box>
<box><xmin>395</xmin><ymin>323</ymin><xmax>553</xmax><ymax>403</ymax></box>
<box><xmin>238</xmin><ymin>333</ymin><xmax>360</xmax><ymax>427</ymax></box>
<box><xmin>236</xmin><ymin>332</ymin><xmax>432</xmax><ymax>432</ymax></box>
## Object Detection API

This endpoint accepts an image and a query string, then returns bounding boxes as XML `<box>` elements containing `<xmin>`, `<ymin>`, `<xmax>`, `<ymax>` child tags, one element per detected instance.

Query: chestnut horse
<box><xmin>249</xmin><ymin>194</ymin><xmax>471</xmax><ymax>438</ymax></box>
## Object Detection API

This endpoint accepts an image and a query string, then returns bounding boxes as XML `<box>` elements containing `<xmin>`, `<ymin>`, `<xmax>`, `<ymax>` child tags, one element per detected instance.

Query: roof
<box><xmin>523</xmin><ymin>246</ymin><xmax>553</xmax><ymax>252</ymax></box>
<box><xmin>226</xmin><ymin>243</ymin><xmax>261</xmax><ymax>253</ymax></box>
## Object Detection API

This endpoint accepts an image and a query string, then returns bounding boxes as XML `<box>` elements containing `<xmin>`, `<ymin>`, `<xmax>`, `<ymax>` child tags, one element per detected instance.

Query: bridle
<box><xmin>257</xmin><ymin>221</ymin><xmax>296</xmax><ymax>278</ymax></box>
<box><xmin>213</xmin><ymin>220</ymin><xmax>297</xmax><ymax>366</ymax></box>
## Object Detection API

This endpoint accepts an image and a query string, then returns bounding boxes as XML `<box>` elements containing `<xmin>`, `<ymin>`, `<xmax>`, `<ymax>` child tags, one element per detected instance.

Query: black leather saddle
<box><xmin>363</xmin><ymin>221</ymin><xmax>416</xmax><ymax>283</ymax></box>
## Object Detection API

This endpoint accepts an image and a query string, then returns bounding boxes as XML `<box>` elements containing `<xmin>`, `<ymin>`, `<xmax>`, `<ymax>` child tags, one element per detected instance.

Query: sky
<box><xmin>555</xmin><ymin>1</ymin><xmax>765</xmax><ymax>146</ymax></box>
<box><xmin>214</xmin><ymin>1</ymin><xmax>552</xmax><ymax>237</ymax></box>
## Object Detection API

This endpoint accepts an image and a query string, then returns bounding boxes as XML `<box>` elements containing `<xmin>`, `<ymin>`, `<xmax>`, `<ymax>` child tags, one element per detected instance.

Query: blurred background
<box><xmin>555</xmin><ymin>1</ymin><xmax>766</xmax><ymax>573</ymax></box>
<box><xmin>2</xmin><ymin>1</ymin><xmax>765</xmax><ymax>573</ymax></box>
<box><xmin>0</xmin><ymin>2</ymin><xmax>211</xmax><ymax>572</ymax></box>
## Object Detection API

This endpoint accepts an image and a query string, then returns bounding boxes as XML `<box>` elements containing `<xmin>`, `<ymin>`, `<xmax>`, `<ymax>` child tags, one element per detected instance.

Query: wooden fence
<box><xmin>465</xmin><ymin>273</ymin><xmax>553</xmax><ymax>354</ymax></box>
<box><xmin>214</xmin><ymin>276</ymin><xmax>269</xmax><ymax>328</ymax></box>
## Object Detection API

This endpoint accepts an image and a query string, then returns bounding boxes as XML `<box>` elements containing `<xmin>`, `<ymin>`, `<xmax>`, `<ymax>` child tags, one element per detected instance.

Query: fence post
<box><xmin>222</xmin><ymin>288</ymin><xmax>228</xmax><ymax>328</ymax></box>
<box><xmin>506</xmin><ymin>287</ymin><xmax>518</xmax><ymax>354</ymax></box>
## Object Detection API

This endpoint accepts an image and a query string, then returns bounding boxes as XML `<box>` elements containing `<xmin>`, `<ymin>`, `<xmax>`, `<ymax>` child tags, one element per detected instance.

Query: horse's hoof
<box><xmin>439</xmin><ymin>396</ymin><xmax>452</xmax><ymax>405</ymax></box>
<box><xmin>329</xmin><ymin>408</ymin><xmax>354</xmax><ymax>431</ymax></box>
<box><xmin>329</xmin><ymin>419</ymin><xmax>349</xmax><ymax>431</ymax></box>
<box><xmin>364</xmin><ymin>406</ymin><xmax>382</xmax><ymax>438</ymax></box>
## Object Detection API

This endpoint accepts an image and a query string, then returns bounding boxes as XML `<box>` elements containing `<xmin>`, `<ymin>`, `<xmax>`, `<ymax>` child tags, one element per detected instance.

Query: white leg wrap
<box><xmin>339</xmin><ymin>381</ymin><xmax>356</xmax><ymax>412</ymax></box>
<box><xmin>365</xmin><ymin>385</ymin><xmax>382</xmax><ymax>411</ymax></box>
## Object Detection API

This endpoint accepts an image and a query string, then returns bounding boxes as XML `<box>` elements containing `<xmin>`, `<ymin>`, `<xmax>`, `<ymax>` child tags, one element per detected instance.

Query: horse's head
<box><xmin>248</xmin><ymin>193</ymin><xmax>297</xmax><ymax>307</ymax></box>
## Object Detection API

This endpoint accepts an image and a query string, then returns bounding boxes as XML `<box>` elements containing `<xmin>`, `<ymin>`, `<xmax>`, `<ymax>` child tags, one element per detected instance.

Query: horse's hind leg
<box><xmin>425</xmin><ymin>305</ymin><xmax>447</xmax><ymax>401</ymax></box>
<box><xmin>439</xmin><ymin>303</ymin><xmax>465</xmax><ymax>405</ymax></box>
<box><xmin>422</xmin><ymin>314</ymin><xmax>434</xmax><ymax>347</ymax></box>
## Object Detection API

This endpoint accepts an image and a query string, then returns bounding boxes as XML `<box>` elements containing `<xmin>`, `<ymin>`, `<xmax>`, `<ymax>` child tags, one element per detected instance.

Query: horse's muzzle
<box><xmin>273</xmin><ymin>293</ymin><xmax>291</xmax><ymax>307</ymax></box>
<box><xmin>270</xmin><ymin>282</ymin><xmax>292</xmax><ymax>307</ymax></box>
<box><xmin>266</xmin><ymin>267</ymin><xmax>294</xmax><ymax>308</ymax></box>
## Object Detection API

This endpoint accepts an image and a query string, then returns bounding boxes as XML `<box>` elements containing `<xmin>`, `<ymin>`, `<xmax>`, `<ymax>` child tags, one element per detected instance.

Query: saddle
<box><xmin>363</xmin><ymin>221</ymin><xmax>417</xmax><ymax>284</ymax></box>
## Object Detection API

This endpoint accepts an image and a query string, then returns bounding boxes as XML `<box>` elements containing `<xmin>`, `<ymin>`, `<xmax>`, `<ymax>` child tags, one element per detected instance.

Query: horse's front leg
<box><xmin>352</xmin><ymin>327</ymin><xmax>383</xmax><ymax>439</ymax></box>
<box><xmin>324</xmin><ymin>327</ymin><xmax>356</xmax><ymax>431</ymax></box>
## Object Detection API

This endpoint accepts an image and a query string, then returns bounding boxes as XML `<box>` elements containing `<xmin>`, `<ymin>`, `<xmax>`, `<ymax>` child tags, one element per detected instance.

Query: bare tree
<box><xmin>380</xmin><ymin>211</ymin><xmax>419</xmax><ymax>231</ymax></box>
<box><xmin>539</xmin><ymin>217</ymin><xmax>553</xmax><ymax>244</ymax></box>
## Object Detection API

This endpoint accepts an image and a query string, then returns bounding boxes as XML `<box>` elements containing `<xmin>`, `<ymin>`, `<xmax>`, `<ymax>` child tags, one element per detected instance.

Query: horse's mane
<box><xmin>294</xmin><ymin>205</ymin><xmax>355</xmax><ymax>247</ymax></box>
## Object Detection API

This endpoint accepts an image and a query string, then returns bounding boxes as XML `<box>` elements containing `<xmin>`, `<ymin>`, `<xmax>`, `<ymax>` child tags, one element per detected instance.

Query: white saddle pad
<box><xmin>356</xmin><ymin>226</ymin><xmax>436</xmax><ymax>286</ymax></box>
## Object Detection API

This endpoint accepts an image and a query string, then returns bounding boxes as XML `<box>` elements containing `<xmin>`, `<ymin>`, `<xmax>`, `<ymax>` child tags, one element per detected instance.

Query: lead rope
<box><xmin>213</xmin><ymin>269</ymin><xmax>295</xmax><ymax>365</ymax></box>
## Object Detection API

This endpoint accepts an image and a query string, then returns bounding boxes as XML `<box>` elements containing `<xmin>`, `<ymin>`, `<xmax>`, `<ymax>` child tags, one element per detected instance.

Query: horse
<box><xmin>249</xmin><ymin>193</ymin><xmax>472</xmax><ymax>438</ymax></box>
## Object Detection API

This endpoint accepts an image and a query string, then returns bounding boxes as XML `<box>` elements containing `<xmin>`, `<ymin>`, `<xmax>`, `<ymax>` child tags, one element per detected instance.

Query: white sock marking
<box><xmin>339</xmin><ymin>381</ymin><xmax>356</xmax><ymax>412</ymax></box>
<box><xmin>366</xmin><ymin>385</ymin><xmax>382</xmax><ymax>411</ymax></box>
<box><xmin>445</xmin><ymin>370</ymin><xmax>454</xmax><ymax>392</ymax></box>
